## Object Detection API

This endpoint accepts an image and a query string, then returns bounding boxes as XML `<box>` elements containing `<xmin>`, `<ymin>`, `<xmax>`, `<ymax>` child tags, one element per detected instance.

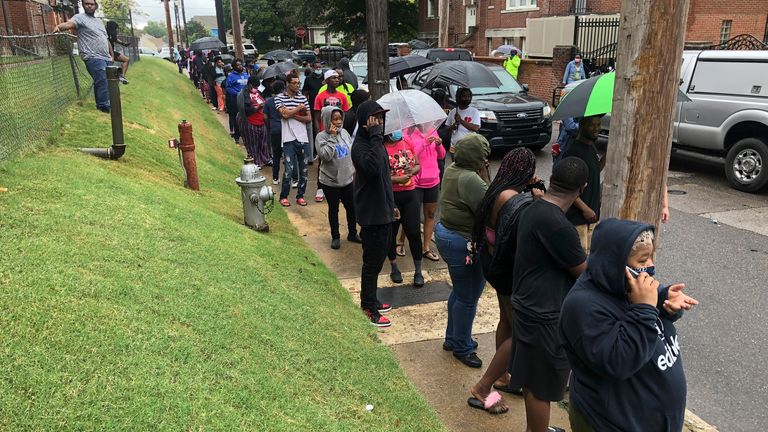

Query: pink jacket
<box><xmin>406</xmin><ymin>128</ymin><xmax>445</xmax><ymax>189</ymax></box>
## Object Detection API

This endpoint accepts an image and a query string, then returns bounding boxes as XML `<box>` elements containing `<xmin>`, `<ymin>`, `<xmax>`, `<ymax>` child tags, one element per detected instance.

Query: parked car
<box><xmin>409</xmin><ymin>62</ymin><xmax>553</xmax><ymax>151</ymax></box>
<box><xmin>156</xmin><ymin>47</ymin><xmax>172</xmax><ymax>61</ymax></box>
<box><xmin>292</xmin><ymin>49</ymin><xmax>317</xmax><ymax>63</ymax></box>
<box><xmin>227</xmin><ymin>43</ymin><xmax>258</xmax><ymax>60</ymax></box>
<box><xmin>567</xmin><ymin>50</ymin><xmax>768</xmax><ymax>192</ymax></box>
<box><xmin>138</xmin><ymin>47</ymin><xmax>155</xmax><ymax>56</ymax></box>
<box><xmin>412</xmin><ymin>48</ymin><xmax>473</xmax><ymax>62</ymax></box>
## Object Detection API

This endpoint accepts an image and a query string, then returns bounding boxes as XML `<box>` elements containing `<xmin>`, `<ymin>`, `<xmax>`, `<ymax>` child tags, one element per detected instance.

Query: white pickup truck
<box><xmin>672</xmin><ymin>50</ymin><xmax>768</xmax><ymax>192</ymax></box>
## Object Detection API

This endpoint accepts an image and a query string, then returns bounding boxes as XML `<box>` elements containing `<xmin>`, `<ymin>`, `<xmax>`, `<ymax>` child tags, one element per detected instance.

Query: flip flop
<box><xmin>467</xmin><ymin>391</ymin><xmax>508</xmax><ymax>415</ymax></box>
<box><xmin>493</xmin><ymin>383</ymin><xmax>523</xmax><ymax>396</ymax></box>
<box><xmin>395</xmin><ymin>243</ymin><xmax>406</xmax><ymax>256</ymax></box>
<box><xmin>423</xmin><ymin>250</ymin><xmax>440</xmax><ymax>262</ymax></box>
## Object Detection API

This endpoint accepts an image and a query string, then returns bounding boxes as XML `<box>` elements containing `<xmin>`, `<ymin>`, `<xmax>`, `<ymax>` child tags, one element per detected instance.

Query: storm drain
<box><xmin>378</xmin><ymin>281</ymin><xmax>452</xmax><ymax>308</ymax></box>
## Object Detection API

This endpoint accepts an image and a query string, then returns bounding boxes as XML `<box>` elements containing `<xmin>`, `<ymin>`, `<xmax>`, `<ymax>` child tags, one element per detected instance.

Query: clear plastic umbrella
<box><xmin>377</xmin><ymin>89</ymin><xmax>447</xmax><ymax>135</ymax></box>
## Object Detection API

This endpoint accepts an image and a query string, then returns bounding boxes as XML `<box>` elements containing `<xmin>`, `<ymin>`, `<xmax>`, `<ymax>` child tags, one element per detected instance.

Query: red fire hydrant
<box><xmin>170</xmin><ymin>120</ymin><xmax>200</xmax><ymax>191</ymax></box>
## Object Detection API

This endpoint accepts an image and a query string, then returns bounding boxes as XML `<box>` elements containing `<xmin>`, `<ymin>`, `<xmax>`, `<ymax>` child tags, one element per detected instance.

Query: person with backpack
<box><xmin>466</xmin><ymin>148</ymin><xmax>543</xmax><ymax>414</ymax></box>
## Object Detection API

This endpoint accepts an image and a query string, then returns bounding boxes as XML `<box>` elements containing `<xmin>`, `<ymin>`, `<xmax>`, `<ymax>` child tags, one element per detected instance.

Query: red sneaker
<box><xmin>377</xmin><ymin>303</ymin><xmax>392</xmax><ymax>313</ymax></box>
<box><xmin>279</xmin><ymin>198</ymin><xmax>290</xmax><ymax>207</ymax></box>
<box><xmin>297</xmin><ymin>198</ymin><xmax>308</xmax><ymax>206</ymax></box>
<box><xmin>364</xmin><ymin>309</ymin><xmax>391</xmax><ymax>327</ymax></box>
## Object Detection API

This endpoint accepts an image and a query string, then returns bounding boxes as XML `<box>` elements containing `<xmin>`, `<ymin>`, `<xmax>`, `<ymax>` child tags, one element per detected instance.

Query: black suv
<box><xmin>412</xmin><ymin>48</ymin><xmax>473</xmax><ymax>62</ymax></box>
<box><xmin>409</xmin><ymin>63</ymin><xmax>553</xmax><ymax>150</ymax></box>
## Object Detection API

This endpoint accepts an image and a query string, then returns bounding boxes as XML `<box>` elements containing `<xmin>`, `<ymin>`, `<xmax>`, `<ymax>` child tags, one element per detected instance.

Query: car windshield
<box><xmin>456</xmin><ymin>69</ymin><xmax>524</xmax><ymax>95</ymax></box>
<box><xmin>351</xmin><ymin>63</ymin><xmax>368</xmax><ymax>80</ymax></box>
<box><xmin>351</xmin><ymin>52</ymin><xmax>367</xmax><ymax>62</ymax></box>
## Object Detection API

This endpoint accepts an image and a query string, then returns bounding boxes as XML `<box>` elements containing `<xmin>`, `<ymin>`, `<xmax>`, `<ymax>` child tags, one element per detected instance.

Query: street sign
<box><xmin>295</xmin><ymin>26</ymin><xmax>306</xmax><ymax>38</ymax></box>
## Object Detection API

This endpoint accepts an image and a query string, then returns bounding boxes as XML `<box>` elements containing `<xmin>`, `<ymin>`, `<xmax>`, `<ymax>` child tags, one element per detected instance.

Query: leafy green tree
<box><xmin>185</xmin><ymin>20</ymin><xmax>209</xmax><ymax>42</ymax></box>
<box><xmin>143</xmin><ymin>20</ymin><xmax>167</xmax><ymax>38</ymax></box>
<box><xmin>99</xmin><ymin>0</ymin><xmax>141</xmax><ymax>32</ymax></box>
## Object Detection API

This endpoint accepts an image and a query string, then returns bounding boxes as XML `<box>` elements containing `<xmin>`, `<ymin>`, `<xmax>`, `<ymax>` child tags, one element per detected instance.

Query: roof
<box><xmin>693</xmin><ymin>50</ymin><xmax>768</xmax><ymax>61</ymax></box>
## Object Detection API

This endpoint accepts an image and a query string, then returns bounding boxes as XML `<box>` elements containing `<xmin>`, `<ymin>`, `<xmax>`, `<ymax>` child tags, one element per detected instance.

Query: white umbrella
<box><xmin>377</xmin><ymin>89</ymin><xmax>447</xmax><ymax>135</ymax></box>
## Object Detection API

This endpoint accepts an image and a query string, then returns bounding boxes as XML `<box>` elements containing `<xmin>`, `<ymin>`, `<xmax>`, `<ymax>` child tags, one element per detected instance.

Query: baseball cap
<box><xmin>324</xmin><ymin>70</ymin><xmax>339</xmax><ymax>80</ymax></box>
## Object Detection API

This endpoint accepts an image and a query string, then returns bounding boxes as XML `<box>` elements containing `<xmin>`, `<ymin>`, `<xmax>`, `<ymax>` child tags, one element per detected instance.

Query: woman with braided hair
<box><xmin>467</xmin><ymin>148</ymin><xmax>545</xmax><ymax>414</ymax></box>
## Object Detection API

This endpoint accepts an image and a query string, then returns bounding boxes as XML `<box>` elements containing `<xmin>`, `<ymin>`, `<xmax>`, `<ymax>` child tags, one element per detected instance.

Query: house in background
<box><xmin>1</xmin><ymin>0</ymin><xmax>74</xmax><ymax>35</ymax></box>
<box><xmin>417</xmin><ymin>0</ymin><xmax>768</xmax><ymax>57</ymax></box>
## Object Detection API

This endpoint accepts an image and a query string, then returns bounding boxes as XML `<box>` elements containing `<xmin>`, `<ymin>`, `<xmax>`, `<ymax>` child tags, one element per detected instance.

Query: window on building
<box><xmin>720</xmin><ymin>20</ymin><xmax>732</xmax><ymax>44</ymax></box>
<box><xmin>427</xmin><ymin>0</ymin><xmax>437</xmax><ymax>18</ymax></box>
<box><xmin>506</xmin><ymin>0</ymin><xmax>537</xmax><ymax>9</ymax></box>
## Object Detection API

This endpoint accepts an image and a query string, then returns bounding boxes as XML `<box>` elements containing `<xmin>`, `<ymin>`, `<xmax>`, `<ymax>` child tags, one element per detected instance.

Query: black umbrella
<box><xmin>389</xmin><ymin>54</ymin><xmax>434</xmax><ymax>77</ymax></box>
<box><xmin>407</xmin><ymin>39</ymin><xmax>430</xmax><ymax>49</ymax></box>
<box><xmin>262</xmin><ymin>50</ymin><xmax>300</xmax><ymax>62</ymax></box>
<box><xmin>423</xmin><ymin>61</ymin><xmax>502</xmax><ymax>89</ymax></box>
<box><xmin>190</xmin><ymin>36</ymin><xmax>225</xmax><ymax>51</ymax></box>
<box><xmin>261</xmin><ymin>61</ymin><xmax>298</xmax><ymax>80</ymax></box>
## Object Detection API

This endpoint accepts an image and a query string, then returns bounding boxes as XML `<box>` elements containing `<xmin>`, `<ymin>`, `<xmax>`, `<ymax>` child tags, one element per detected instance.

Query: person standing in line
<box><xmin>174</xmin><ymin>48</ymin><xmax>183</xmax><ymax>74</ymax></box>
<box><xmin>313</xmin><ymin>70</ymin><xmax>351</xmax><ymax>203</ymax></box>
<box><xmin>343</xmin><ymin>89</ymin><xmax>370</xmax><ymax>138</ymax></box>
<box><xmin>435</xmin><ymin>133</ymin><xmax>491</xmax><ymax>369</ymax></box>
<box><xmin>395</xmin><ymin>126</ymin><xmax>445</xmax><ymax>262</ymax></box>
<box><xmin>263</xmin><ymin>80</ymin><xmax>286</xmax><ymax>185</ymax></box>
<box><xmin>444</xmin><ymin>88</ymin><xmax>481</xmax><ymax>153</ymax></box>
<box><xmin>201</xmin><ymin>53</ymin><xmax>216</xmax><ymax>107</ymax></box>
<box><xmin>562</xmin><ymin>53</ymin><xmax>586</xmax><ymax>85</ymax></box>
<box><xmin>315</xmin><ymin>106</ymin><xmax>362</xmax><ymax>250</ymax></box>
<box><xmin>276</xmin><ymin>73</ymin><xmax>313</xmax><ymax>207</ymax></box>
<box><xmin>237</xmin><ymin>76</ymin><xmax>270</xmax><ymax>166</ymax></box>
<box><xmin>507</xmin><ymin>157</ymin><xmax>589</xmax><ymax>432</ymax></box>
<box><xmin>54</xmin><ymin>0</ymin><xmax>112</xmax><ymax>112</ymax></box>
<box><xmin>384</xmin><ymin>130</ymin><xmax>424</xmax><ymax>287</ymax></box>
<box><xmin>560</xmin><ymin>220</ymin><xmax>697</xmax><ymax>432</ymax></box>
<box><xmin>213</xmin><ymin>57</ymin><xmax>226</xmax><ymax>113</ymax></box>
<box><xmin>336</xmin><ymin>57</ymin><xmax>359</xmax><ymax>90</ymax></box>
<box><xmin>351</xmin><ymin>100</ymin><xmax>397</xmax><ymax>328</ymax></box>
<box><xmin>560</xmin><ymin>115</ymin><xmax>603</xmax><ymax>253</ymax></box>
<box><xmin>225</xmin><ymin>59</ymin><xmax>249</xmax><ymax>144</ymax></box>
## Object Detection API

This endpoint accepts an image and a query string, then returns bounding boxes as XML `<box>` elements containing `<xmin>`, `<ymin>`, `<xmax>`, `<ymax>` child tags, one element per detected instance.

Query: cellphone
<box><xmin>626</xmin><ymin>266</ymin><xmax>641</xmax><ymax>278</ymax></box>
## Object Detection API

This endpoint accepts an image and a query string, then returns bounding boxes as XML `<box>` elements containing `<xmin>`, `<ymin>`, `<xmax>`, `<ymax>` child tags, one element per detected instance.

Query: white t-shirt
<box><xmin>445</xmin><ymin>106</ymin><xmax>481</xmax><ymax>149</ymax></box>
<box><xmin>275</xmin><ymin>92</ymin><xmax>310</xmax><ymax>145</ymax></box>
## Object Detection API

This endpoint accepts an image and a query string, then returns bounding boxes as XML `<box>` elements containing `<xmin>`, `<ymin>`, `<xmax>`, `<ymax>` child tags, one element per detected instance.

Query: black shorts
<box><xmin>508</xmin><ymin>313</ymin><xmax>570</xmax><ymax>402</ymax></box>
<box><xmin>415</xmin><ymin>185</ymin><xmax>440</xmax><ymax>204</ymax></box>
<box><xmin>113</xmin><ymin>50</ymin><xmax>123</xmax><ymax>61</ymax></box>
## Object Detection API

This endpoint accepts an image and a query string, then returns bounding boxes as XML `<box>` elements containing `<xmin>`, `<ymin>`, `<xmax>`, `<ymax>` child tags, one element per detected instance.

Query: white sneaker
<box><xmin>291</xmin><ymin>180</ymin><xmax>298</xmax><ymax>188</ymax></box>
<box><xmin>315</xmin><ymin>188</ymin><xmax>325</xmax><ymax>202</ymax></box>
<box><xmin>272</xmin><ymin>178</ymin><xmax>279</xmax><ymax>185</ymax></box>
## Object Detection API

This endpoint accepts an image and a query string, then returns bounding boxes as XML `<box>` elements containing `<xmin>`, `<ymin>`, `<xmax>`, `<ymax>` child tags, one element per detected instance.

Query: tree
<box><xmin>185</xmin><ymin>20</ymin><xmax>208</xmax><ymax>42</ymax></box>
<box><xmin>99</xmin><ymin>0</ymin><xmax>141</xmax><ymax>31</ymax></box>
<box><xmin>144</xmin><ymin>20</ymin><xmax>167</xmax><ymax>38</ymax></box>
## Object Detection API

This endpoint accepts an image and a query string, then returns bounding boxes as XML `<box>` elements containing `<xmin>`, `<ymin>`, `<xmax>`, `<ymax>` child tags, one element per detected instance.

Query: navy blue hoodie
<box><xmin>559</xmin><ymin>219</ymin><xmax>687</xmax><ymax>432</ymax></box>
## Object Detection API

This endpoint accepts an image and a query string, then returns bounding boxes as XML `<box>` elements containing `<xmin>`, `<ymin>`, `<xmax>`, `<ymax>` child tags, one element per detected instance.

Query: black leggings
<box><xmin>320</xmin><ymin>182</ymin><xmax>357</xmax><ymax>239</ymax></box>
<box><xmin>389</xmin><ymin>189</ymin><xmax>423</xmax><ymax>262</ymax></box>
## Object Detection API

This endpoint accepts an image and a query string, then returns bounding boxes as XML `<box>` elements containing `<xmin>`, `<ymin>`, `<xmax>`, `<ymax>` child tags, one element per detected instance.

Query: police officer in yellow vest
<box><xmin>503</xmin><ymin>49</ymin><xmax>521</xmax><ymax>79</ymax></box>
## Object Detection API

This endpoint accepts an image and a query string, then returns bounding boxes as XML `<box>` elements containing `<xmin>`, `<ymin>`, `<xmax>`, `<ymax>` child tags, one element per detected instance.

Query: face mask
<box><xmin>626</xmin><ymin>265</ymin><xmax>656</xmax><ymax>278</ymax></box>
<box><xmin>314</xmin><ymin>69</ymin><xmax>322</xmax><ymax>76</ymax></box>
<box><xmin>390</xmin><ymin>130</ymin><xmax>403</xmax><ymax>141</ymax></box>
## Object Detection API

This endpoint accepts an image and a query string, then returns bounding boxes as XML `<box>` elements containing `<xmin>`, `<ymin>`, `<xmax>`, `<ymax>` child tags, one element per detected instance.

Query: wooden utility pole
<box><xmin>162</xmin><ymin>0</ymin><xmax>175</xmax><ymax>54</ymax></box>
<box><xmin>179</xmin><ymin>0</ymin><xmax>188</xmax><ymax>47</ymax></box>
<box><xmin>173</xmin><ymin>2</ymin><xmax>181</xmax><ymax>49</ymax></box>
<box><xmin>229</xmin><ymin>0</ymin><xmax>244</xmax><ymax>60</ymax></box>
<box><xmin>365</xmin><ymin>0</ymin><xmax>389</xmax><ymax>100</ymax></box>
<box><xmin>214</xmin><ymin>0</ymin><xmax>227</xmax><ymax>45</ymax></box>
<box><xmin>437</xmin><ymin>0</ymin><xmax>450</xmax><ymax>48</ymax></box>
<box><xmin>601</xmin><ymin>0</ymin><xmax>690</xmax><ymax>227</ymax></box>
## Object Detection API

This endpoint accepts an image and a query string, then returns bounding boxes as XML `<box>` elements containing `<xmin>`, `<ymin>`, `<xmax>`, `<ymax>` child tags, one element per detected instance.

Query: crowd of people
<box><xmin>176</xmin><ymin>45</ymin><xmax>698</xmax><ymax>431</ymax></box>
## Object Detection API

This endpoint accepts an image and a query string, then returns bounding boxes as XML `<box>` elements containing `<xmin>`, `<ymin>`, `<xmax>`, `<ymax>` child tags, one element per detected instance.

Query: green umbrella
<box><xmin>553</xmin><ymin>71</ymin><xmax>691</xmax><ymax>120</ymax></box>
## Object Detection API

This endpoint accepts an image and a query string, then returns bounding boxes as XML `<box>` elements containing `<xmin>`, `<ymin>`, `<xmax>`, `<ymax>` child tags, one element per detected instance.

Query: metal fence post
<box><xmin>68</xmin><ymin>53</ymin><xmax>81</xmax><ymax>98</ymax></box>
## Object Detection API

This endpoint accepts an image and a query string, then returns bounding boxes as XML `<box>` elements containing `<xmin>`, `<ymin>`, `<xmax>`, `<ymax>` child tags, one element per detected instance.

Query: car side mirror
<box><xmin>522</xmin><ymin>84</ymin><xmax>529</xmax><ymax>92</ymax></box>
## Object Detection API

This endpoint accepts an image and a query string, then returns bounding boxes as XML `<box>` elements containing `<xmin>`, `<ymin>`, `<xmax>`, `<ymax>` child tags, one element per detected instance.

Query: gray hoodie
<box><xmin>315</xmin><ymin>106</ymin><xmax>355</xmax><ymax>188</ymax></box>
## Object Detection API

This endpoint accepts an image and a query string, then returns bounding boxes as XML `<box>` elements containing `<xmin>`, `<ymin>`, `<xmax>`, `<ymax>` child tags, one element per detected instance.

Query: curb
<box><xmin>685</xmin><ymin>409</ymin><xmax>718</xmax><ymax>432</ymax></box>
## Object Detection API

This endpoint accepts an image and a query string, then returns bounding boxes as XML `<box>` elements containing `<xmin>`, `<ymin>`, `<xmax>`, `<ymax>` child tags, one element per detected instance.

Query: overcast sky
<box><xmin>132</xmin><ymin>0</ymin><xmax>216</xmax><ymax>28</ymax></box>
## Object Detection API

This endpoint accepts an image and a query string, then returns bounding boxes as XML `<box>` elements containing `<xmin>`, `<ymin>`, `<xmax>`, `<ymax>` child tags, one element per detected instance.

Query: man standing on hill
<box><xmin>276</xmin><ymin>73</ymin><xmax>313</xmax><ymax>207</ymax></box>
<box><xmin>54</xmin><ymin>0</ymin><xmax>112</xmax><ymax>113</ymax></box>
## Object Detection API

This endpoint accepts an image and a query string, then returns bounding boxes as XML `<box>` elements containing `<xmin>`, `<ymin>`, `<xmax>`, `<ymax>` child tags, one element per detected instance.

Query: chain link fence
<box><xmin>0</xmin><ymin>31</ymin><xmax>138</xmax><ymax>162</ymax></box>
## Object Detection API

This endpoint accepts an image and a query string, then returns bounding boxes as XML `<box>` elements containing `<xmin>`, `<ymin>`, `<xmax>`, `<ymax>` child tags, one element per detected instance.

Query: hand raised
<box><xmin>626</xmin><ymin>269</ymin><xmax>659</xmax><ymax>307</ymax></box>
<box><xmin>663</xmin><ymin>283</ymin><xmax>699</xmax><ymax>314</ymax></box>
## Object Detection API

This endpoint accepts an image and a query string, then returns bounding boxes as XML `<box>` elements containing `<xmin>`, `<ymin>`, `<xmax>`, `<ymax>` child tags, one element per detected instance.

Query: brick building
<box><xmin>417</xmin><ymin>0</ymin><xmax>768</xmax><ymax>56</ymax></box>
<box><xmin>1</xmin><ymin>0</ymin><xmax>74</xmax><ymax>35</ymax></box>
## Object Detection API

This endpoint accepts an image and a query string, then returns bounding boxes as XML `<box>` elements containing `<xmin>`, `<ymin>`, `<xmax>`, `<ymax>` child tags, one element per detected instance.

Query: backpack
<box><xmin>479</xmin><ymin>192</ymin><xmax>534</xmax><ymax>295</ymax></box>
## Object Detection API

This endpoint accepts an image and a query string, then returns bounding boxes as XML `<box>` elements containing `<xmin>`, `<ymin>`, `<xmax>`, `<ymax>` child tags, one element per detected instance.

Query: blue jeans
<box><xmin>279</xmin><ymin>140</ymin><xmax>310</xmax><ymax>200</ymax></box>
<box><xmin>434</xmin><ymin>222</ymin><xmax>486</xmax><ymax>357</ymax></box>
<box><xmin>84</xmin><ymin>58</ymin><xmax>110</xmax><ymax>110</ymax></box>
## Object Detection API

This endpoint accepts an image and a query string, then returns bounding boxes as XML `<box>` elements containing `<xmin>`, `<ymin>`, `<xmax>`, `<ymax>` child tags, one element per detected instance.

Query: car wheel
<box><xmin>724</xmin><ymin>137</ymin><xmax>768</xmax><ymax>192</ymax></box>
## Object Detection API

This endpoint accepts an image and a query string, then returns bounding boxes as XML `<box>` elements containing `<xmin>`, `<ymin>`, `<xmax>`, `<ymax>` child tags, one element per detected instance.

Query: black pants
<box><xmin>360</xmin><ymin>223</ymin><xmax>392</xmax><ymax>312</ymax></box>
<box><xmin>388</xmin><ymin>189</ymin><xmax>423</xmax><ymax>262</ymax></box>
<box><xmin>270</xmin><ymin>132</ymin><xmax>282</xmax><ymax>180</ymax></box>
<box><xmin>208</xmin><ymin>81</ymin><xmax>218</xmax><ymax>109</ymax></box>
<box><xmin>321</xmin><ymin>182</ymin><xmax>357</xmax><ymax>239</ymax></box>
<box><xmin>226</xmin><ymin>93</ymin><xmax>239</xmax><ymax>139</ymax></box>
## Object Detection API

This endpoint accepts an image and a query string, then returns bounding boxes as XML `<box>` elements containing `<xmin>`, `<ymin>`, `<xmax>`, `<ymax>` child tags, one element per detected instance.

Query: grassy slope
<box><xmin>0</xmin><ymin>58</ymin><xmax>445</xmax><ymax>431</ymax></box>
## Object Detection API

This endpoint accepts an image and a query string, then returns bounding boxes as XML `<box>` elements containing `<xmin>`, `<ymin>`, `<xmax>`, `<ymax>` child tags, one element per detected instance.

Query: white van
<box><xmin>226</xmin><ymin>43</ymin><xmax>258</xmax><ymax>59</ymax></box>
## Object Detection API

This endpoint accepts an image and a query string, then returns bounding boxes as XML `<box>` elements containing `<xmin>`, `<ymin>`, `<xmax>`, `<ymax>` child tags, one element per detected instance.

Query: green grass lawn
<box><xmin>0</xmin><ymin>57</ymin><xmax>445</xmax><ymax>431</ymax></box>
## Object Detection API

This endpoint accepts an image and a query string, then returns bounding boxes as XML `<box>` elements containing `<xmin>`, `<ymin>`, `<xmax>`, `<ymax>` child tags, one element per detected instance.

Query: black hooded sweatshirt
<box><xmin>559</xmin><ymin>218</ymin><xmax>687</xmax><ymax>432</ymax></box>
<box><xmin>351</xmin><ymin>101</ymin><xmax>395</xmax><ymax>227</ymax></box>
<box><xmin>337</xmin><ymin>57</ymin><xmax>359</xmax><ymax>90</ymax></box>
